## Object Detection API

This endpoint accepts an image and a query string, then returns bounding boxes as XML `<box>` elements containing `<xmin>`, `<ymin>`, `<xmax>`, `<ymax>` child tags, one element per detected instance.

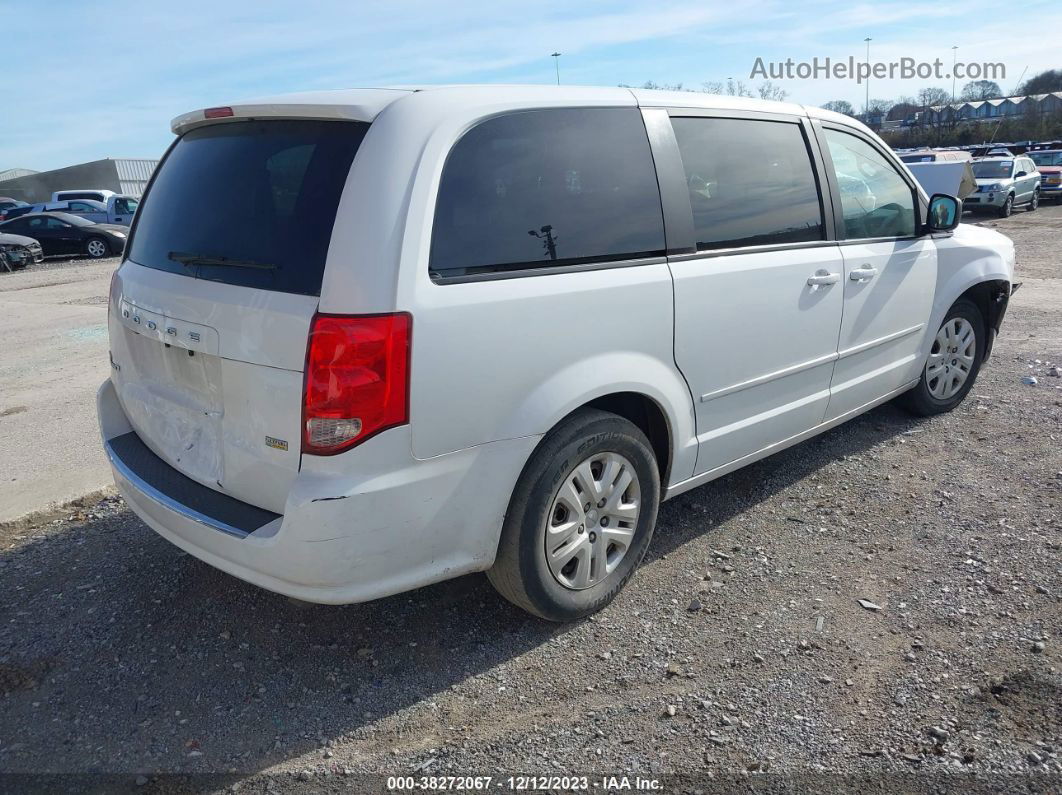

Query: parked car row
<box><xmin>896</xmin><ymin>142</ymin><xmax>1057</xmax><ymax>216</ymax></box>
<box><xmin>0</xmin><ymin>211</ymin><xmax>127</xmax><ymax>263</ymax></box>
<box><xmin>904</xmin><ymin>139</ymin><xmax>1062</xmax><ymax>157</ymax></box>
<box><xmin>1</xmin><ymin>192</ymin><xmax>138</xmax><ymax>225</ymax></box>
<box><xmin>0</xmin><ymin>186</ymin><xmax>135</xmax><ymax>271</ymax></box>
<box><xmin>899</xmin><ymin>149</ymin><xmax>973</xmax><ymax>163</ymax></box>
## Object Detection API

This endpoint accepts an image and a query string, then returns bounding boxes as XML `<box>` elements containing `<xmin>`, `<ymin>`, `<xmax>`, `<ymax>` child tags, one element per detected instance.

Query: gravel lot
<box><xmin>1</xmin><ymin>207</ymin><xmax>1060</xmax><ymax>792</ymax></box>
<box><xmin>0</xmin><ymin>255</ymin><xmax>118</xmax><ymax>523</ymax></box>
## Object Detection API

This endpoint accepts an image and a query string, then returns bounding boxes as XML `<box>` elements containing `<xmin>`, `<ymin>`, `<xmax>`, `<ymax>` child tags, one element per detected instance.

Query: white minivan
<box><xmin>98</xmin><ymin>86</ymin><xmax>1016</xmax><ymax>621</ymax></box>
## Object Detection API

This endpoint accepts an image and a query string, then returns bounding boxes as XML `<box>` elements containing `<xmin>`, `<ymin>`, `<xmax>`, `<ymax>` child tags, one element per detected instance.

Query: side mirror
<box><xmin>926</xmin><ymin>193</ymin><xmax>960</xmax><ymax>232</ymax></box>
<box><xmin>1015</xmin><ymin>170</ymin><xmax>1027</xmax><ymax>178</ymax></box>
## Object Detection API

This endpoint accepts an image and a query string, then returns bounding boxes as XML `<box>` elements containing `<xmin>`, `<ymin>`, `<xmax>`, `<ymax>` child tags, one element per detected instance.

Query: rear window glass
<box><xmin>429</xmin><ymin>107</ymin><xmax>665</xmax><ymax>279</ymax></box>
<box><xmin>128</xmin><ymin>120</ymin><xmax>367</xmax><ymax>296</ymax></box>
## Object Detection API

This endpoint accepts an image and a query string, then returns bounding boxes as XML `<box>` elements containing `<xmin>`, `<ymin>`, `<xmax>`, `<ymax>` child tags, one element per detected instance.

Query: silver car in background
<box><xmin>963</xmin><ymin>156</ymin><xmax>1041</xmax><ymax>217</ymax></box>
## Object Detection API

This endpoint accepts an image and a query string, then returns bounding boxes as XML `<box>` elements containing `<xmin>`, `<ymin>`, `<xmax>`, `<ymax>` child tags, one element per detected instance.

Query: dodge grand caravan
<box><xmin>99</xmin><ymin>86</ymin><xmax>1016</xmax><ymax>621</ymax></box>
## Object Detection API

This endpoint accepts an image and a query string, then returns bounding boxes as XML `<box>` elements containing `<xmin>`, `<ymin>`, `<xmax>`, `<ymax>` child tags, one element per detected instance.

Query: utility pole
<box><xmin>951</xmin><ymin>45</ymin><xmax>958</xmax><ymax>102</ymax></box>
<box><xmin>551</xmin><ymin>52</ymin><xmax>561</xmax><ymax>86</ymax></box>
<box><xmin>864</xmin><ymin>37</ymin><xmax>871</xmax><ymax>117</ymax></box>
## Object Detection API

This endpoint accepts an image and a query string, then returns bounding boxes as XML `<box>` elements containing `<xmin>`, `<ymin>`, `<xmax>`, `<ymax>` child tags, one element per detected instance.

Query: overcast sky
<box><xmin>2</xmin><ymin>0</ymin><xmax>1060</xmax><ymax>171</ymax></box>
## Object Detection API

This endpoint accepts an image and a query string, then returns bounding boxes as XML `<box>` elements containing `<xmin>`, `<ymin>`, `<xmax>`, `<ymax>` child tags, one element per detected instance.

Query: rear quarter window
<box><xmin>128</xmin><ymin>120</ymin><xmax>368</xmax><ymax>296</ymax></box>
<box><xmin>429</xmin><ymin>107</ymin><xmax>665</xmax><ymax>280</ymax></box>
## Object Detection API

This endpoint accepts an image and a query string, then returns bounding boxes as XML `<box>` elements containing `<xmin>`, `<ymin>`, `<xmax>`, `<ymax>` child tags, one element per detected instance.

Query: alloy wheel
<box><xmin>544</xmin><ymin>451</ymin><xmax>641</xmax><ymax>590</ymax></box>
<box><xmin>86</xmin><ymin>239</ymin><xmax>107</xmax><ymax>258</ymax></box>
<box><xmin>926</xmin><ymin>317</ymin><xmax>976</xmax><ymax>400</ymax></box>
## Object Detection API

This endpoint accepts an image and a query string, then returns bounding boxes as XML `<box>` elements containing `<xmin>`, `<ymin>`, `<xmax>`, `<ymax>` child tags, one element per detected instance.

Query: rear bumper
<box><xmin>98</xmin><ymin>379</ymin><xmax>537</xmax><ymax>604</ymax></box>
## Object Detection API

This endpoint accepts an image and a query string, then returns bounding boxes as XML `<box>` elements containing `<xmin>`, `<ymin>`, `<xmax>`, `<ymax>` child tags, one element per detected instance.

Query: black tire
<box><xmin>84</xmin><ymin>236</ymin><xmax>110</xmax><ymax>259</ymax></box>
<box><xmin>897</xmin><ymin>298</ymin><xmax>985</xmax><ymax>417</ymax></box>
<box><xmin>997</xmin><ymin>194</ymin><xmax>1013</xmax><ymax>218</ymax></box>
<box><xmin>1027</xmin><ymin>189</ymin><xmax>1039</xmax><ymax>212</ymax></box>
<box><xmin>487</xmin><ymin>408</ymin><xmax>661</xmax><ymax>622</ymax></box>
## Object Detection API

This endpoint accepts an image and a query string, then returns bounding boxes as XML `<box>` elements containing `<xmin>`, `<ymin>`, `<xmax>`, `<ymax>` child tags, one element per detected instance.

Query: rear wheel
<box><xmin>487</xmin><ymin>408</ymin><xmax>660</xmax><ymax>621</ymax></box>
<box><xmin>897</xmin><ymin>298</ymin><xmax>984</xmax><ymax>417</ymax></box>
<box><xmin>1027</xmin><ymin>189</ymin><xmax>1039</xmax><ymax>211</ymax></box>
<box><xmin>84</xmin><ymin>237</ymin><xmax>109</xmax><ymax>259</ymax></box>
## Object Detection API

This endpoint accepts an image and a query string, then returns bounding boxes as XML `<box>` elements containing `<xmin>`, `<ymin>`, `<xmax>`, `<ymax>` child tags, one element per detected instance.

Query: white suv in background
<box><xmin>99</xmin><ymin>86</ymin><xmax>1016</xmax><ymax>621</ymax></box>
<box><xmin>966</xmin><ymin>155</ymin><xmax>1041</xmax><ymax>217</ymax></box>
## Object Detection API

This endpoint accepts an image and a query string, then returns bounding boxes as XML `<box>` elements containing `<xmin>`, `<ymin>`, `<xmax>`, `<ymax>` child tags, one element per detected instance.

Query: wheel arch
<box><xmin>927</xmin><ymin>226</ymin><xmax>1013</xmax><ymax>367</ymax></box>
<box><xmin>582</xmin><ymin>391</ymin><xmax>674</xmax><ymax>488</ymax></box>
<box><xmin>503</xmin><ymin>351</ymin><xmax>697</xmax><ymax>492</ymax></box>
<box><xmin>957</xmin><ymin>279</ymin><xmax>1012</xmax><ymax>361</ymax></box>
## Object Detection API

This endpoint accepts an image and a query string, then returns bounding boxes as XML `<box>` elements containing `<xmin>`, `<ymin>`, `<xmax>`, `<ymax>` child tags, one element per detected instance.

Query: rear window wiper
<box><xmin>168</xmin><ymin>251</ymin><xmax>278</xmax><ymax>271</ymax></box>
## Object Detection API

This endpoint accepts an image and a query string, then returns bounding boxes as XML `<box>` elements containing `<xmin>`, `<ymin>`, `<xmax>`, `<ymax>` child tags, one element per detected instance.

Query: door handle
<box><xmin>850</xmin><ymin>265</ymin><xmax>879</xmax><ymax>281</ymax></box>
<box><xmin>807</xmin><ymin>269</ymin><xmax>840</xmax><ymax>286</ymax></box>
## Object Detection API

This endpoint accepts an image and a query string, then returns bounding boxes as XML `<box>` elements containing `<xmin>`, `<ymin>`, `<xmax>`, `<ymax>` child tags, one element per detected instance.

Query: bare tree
<box><xmin>821</xmin><ymin>100</ymin><xmax>855</xmax><ymax>115</ymax></box>
<box><xmin>619</xmin><ymin>81</ymin><xmax>688</xmax><ymax>91</ymax></box>
<box><xmin>757</xmin><ymin>81</ymin><xmax>788</xmax><ymax>101</ymax></box>
<box><xmin>959</xmin><ymin>80</ymin><xmax>1002</xmax><ymax>101</ymax></box>
<box><xmin>702</xmin><ymin>79</ymin><xmax>754</xmax><ymax>97</ymax></box>
<box><xmin>917</xmin><ymin>87</ymin><xmax>952</xmax><ymax>108</ymax></box>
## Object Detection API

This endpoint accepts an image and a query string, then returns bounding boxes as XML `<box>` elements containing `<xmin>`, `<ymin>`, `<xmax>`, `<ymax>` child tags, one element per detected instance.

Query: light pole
<box><xmin>951</xmin><ymin>45</ymin><xmax>958</xmax><ymax>102</ymax></box>
<box><xmin>864</xmin><ymin>37</ymin><xmax>871</xmax><ymax>117</ymax></box>
<box><xmin>551</xmin><ymin>52</ymin><xmax>561</xmax><ymax>86</ymax></box>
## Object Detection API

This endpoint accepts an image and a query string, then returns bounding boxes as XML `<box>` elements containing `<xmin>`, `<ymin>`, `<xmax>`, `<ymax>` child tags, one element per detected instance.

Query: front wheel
<box><xmin>487</xmin><ymin>408</ymin><xmax>661</xmax><ymax>621</ymax></box>
<box><xmin>997</xmin><ymin>194</ymin><xmax>1013</xmax><ymax>218</ymax></box>
<box><xmin>84</xmin><ymin>237</ymin><xmax>109</xmax><ymax>259</ymax></box>
<box><xmin>897</xmin><ymin>298</ymin><xmax>984</xmax><ymax>417</ymax></box>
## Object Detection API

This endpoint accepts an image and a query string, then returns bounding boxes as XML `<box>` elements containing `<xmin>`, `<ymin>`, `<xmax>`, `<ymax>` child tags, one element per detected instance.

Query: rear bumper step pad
<box><xmin>105</xmin><ymin>431</ymin><xmax>280</xmax><ymax>538</ymax></box>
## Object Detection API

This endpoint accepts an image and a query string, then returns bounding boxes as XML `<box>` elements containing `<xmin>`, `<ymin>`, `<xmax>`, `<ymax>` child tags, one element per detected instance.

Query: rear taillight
<box><xmin>302</xmin><ymin>312</ymin><xmax>411</xmax><ymax>455</ymax></box>
<box><xmin>204</xmin><ymin>106</ymin><xmax>234</xmax><ymax>119</ymax></box>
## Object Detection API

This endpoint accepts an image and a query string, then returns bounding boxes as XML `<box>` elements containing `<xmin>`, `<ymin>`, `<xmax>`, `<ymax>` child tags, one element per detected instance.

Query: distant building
<box><xmin>0</xmin><ymin>168</ymin><xmax>38</xmax><ymax>184</ymax></box>
<box><xmin>0</xmin><ymin>158</ymin><xmax>158</xmax><ymax>203</ymax></box>
<box><xmin>920</xmin><ymin>91</ymin><xmax>1062</xmax><ymax>127</ymax></box>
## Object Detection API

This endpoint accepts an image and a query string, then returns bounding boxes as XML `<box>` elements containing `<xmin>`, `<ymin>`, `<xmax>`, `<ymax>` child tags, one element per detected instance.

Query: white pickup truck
<box><xmin>36</xmin><ymin>195</ymin><xmax>139</xmax><ymax>226</ymax></box>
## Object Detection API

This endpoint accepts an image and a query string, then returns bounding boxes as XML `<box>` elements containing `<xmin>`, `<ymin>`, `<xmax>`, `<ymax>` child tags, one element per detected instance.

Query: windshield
<box><xmin>51</xmin><ymin>212</ymin><xmax>94</xmax><ymax>226</ymax></box>
<box><xmin>900</xmin><ymin>153</ymin><xmax>935</xmax><ymax>163</ymax></box>
<box><xmin>128</xmin><ymin>119</ymin><xmax>368</xmax><ymax>296</ymax></box>
<box><xmin>1030</xmin><ymin>152</ymin><xmax>1062</xmax><ymax>167</ymax></box>
<box><xmin>972</xmin><ymin>160</ymin><xmax>1013</xmax><ymax>179</ymax></box>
